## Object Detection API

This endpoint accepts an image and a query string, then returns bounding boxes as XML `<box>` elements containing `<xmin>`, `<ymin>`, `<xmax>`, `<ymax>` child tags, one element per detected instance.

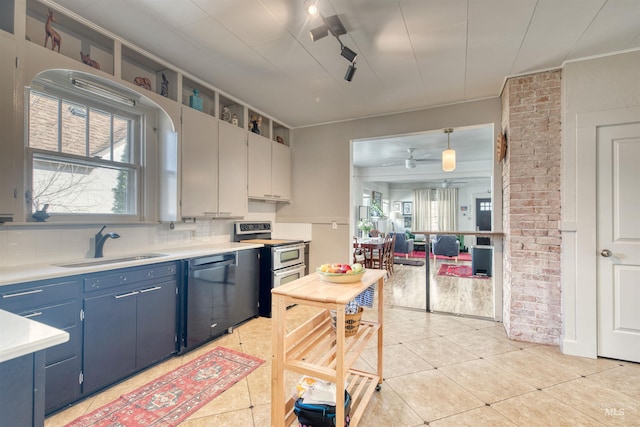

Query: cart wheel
<box><xmin>375</xmin><ymin>384</ymin><xmax>382</xmax><ymax>391</ymax></box>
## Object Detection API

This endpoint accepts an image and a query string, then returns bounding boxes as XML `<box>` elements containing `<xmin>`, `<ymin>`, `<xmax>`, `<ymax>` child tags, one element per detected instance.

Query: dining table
<box><xmin>354</xmin><ymin>237</ymin><xmax>385</xmax><ymax>269</ymax></box>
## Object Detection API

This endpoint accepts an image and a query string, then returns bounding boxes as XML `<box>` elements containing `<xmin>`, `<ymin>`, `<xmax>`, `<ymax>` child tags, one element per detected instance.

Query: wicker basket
<box><xmin>330</xmin><ymin>307</ymin><xmax>364</xmax><ymax>337</ymax></box>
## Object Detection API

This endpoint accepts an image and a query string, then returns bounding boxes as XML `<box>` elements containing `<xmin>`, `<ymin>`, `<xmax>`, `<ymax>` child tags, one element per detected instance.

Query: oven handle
<box><xmin>273</xmin><ymin>243</ymin><xmax>305</xmax><ymax>255</ymax></box>
<box><xmin>273</xmin><ymin>264</ymin><xmax>306</xmax><ymax>278</ymax></box>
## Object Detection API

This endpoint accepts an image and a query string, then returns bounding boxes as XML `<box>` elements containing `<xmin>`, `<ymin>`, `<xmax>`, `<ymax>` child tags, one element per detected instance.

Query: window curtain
<box><xmin>412</xmin><ymin>189</ymin><xmax>433</xmax><ymax>231</ymax></box>
<box><xmin>438</xmin><ymin>187</ymin><xmax>458</xmax><ymax>230</ymax></box>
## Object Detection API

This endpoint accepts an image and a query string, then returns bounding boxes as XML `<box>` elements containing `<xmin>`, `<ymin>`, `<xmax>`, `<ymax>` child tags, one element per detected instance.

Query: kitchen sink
<box><xmin>55</xmin><ymin>253</ymin><xmax>168</xmax><ymax>268</ymax></box>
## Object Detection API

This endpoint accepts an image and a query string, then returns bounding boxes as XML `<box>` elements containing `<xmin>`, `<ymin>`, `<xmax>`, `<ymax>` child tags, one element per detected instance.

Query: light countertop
<box><xmin>0</xmin><ymin>241</ymin><xmax>264</xmax><ymax>288</ymax></box>
<box><xmin>0</xmin><ymin>309</ymin><xmax>69</xmax><ymax>363</ymax></box>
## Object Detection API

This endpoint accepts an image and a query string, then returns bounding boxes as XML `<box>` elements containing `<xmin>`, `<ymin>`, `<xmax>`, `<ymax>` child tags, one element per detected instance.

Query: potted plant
<box><xmin>357</xmin><ymin>220</ymin><xmax>373</xmax><ymax>238</ymax></box>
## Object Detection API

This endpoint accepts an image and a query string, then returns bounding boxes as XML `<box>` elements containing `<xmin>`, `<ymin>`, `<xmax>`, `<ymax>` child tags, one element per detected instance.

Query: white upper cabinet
<box><xmin>180</xmin><ymin>106</ymin><xmax>219</xmax><ymax>218</ymax></box>
<box><xmin>271</xmin><ymin>141</ymin><xmax>291</xmax><ymax>201</ymax></box>
<box><xmin>0</xmin><ymin>34</ymin><xmax>16</xmax><ymax>218</ymax></box>
<box><xmin>1</xmin><ymin>1</ymin><xmax>292</xmax><ymax>221</ymax></box>
<box><xmin>247</xmin><ymin>133</ymin><xmax>291</xmax><ymax>202</ymax></box>
<box><xmin>218</xmin><ymin>121</ymin><xmax>247</xmax><ymax>217</ymax></box>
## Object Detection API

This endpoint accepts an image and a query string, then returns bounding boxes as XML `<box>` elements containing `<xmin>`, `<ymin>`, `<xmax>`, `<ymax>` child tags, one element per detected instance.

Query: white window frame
<box><xmin>26</xmin><ymin>86</ymin><xmax>145</xmax><ymax>223</ymax></box>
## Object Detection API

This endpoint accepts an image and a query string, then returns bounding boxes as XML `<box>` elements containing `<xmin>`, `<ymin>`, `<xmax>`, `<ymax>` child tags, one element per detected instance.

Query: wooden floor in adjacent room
<box><xmin>384</xmin><ymin>257</ymin><xmax>494</xmax><ymax>318</ymax></box>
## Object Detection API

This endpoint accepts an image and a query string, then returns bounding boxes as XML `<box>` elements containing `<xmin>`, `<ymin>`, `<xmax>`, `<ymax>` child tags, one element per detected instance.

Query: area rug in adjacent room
<box><xmin>65</xmin><ymin>347</ymin><xmax>264</xmax><ymax>427</ymax></box>
<box><xmin>437</xmin><ymin>263</ymin><xmax>490</xmax><ymax>279</ymax></box>
<box><xmin>394</xmin><ymin>257</ymin><xmax>425</xmax><ymax>266</ymax></box>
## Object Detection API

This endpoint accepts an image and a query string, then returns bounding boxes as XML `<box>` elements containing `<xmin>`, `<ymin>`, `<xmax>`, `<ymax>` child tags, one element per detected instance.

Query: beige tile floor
<box><xmin>45</xmin><ymin>301</ymin><xmax>639</xmax><ymax>427</ymax></box>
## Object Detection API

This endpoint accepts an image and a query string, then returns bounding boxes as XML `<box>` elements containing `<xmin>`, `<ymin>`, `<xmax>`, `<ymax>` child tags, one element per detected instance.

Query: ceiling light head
<box><xmin>309</xmin><ymin>25</ymin><xmax>328</xmax><ymax>41</ymax></box>
<box><xmin>304</xmin><ymin>0</ymin><xmax>319</xmax><ymax>16</ymax></box>
<box><xmin>323</xmin><ymin>14</ymin><xmax>347</xmax><ymax>37</ymax></box>
<box><xmin>405</xmin><ymin>158</ymin><xmax>416</xmax><ymax>169</ymax></box>
<box><xmin>344</xmin><ymin>63</ymin><xmax>357</xmax><ymax>82</ymax></box>
<box><xmin>442</xmin><ymin>128</ymin><xmax>455</xmax><ymax>172</ymax></box>
<box><xmin>340</xmin><ymin>45</ymin><xmax>357</xmax><ymax>62</ymax></box>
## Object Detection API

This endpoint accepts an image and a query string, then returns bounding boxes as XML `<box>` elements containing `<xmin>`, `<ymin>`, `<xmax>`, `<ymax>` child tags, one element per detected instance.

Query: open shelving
<box><xmin>218</xmin><ymin>93</ymin><xmax>245</xmax><ymax>129</ymax></box>
<box><xmin>26</xmin><ymin>0</ymin><xmax>115</xmax><ymax>75</ymax></box>
<box><xmin>248</xmin><ymin>108</ymin><xmax>270</xmax><ymax>139</ymax></box>
<box><xmin>272</xmin><ymin>120</ymin><xmax>290</xmax><ymax>146</ymax></box>
<box><xmin>181</xmin><ymin>76</ymin><xmax>216</xmax><ymax>117</ymax></box>
<box><xmin>271</xmin><ymin>270</ymin><xmax>386</xmax><ymax>427</ymax></box>
<box><xmin>15</xmin><ymin>0</ymin><xmax>291</xmax><ymax>136</ymax></box>
<box><xmin>121</xmin><ymin>45</ymin><xmax>177</xmax><ymax>101</ymax></box>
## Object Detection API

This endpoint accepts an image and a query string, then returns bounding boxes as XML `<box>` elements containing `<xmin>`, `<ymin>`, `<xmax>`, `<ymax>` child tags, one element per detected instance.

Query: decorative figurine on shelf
<box><xmin>189</xmin><ymin>89</ymin><xmax>203</xmax><ymax>111</ymax></box>
<box><xmin>133</xmin><ymin>76</ymin><xmax>152</xmax><ymax>90</ymax></box>
<box><xmin>80</xmin><ymin>51</ymin><xmax>100</xmax><ymax>70</ymax></box>
<box><xmin>276</xmin><ymin>136</ymin><xmax>284</xmax><ymax>144</ymax></box>
<box><xmin>44</xmin><ymin>9</ymin><xmax>62</xmax><ymax>52</ymax></box>
<box><xmin>221</xmin><ymin>106</ymin><xmax>231</xmax><ymax>122</ymax></box>
<box><xmin>160</xmin><ymin>73</ymin><xmax>169</xmax><ymax>97</ymax></box>
<box><xmin>231</xmin><ymin>114</ymin><xmax>238</xmax><ymax>126</ymax></box>
<box><xmin>32</xmin><ymin>204</ymin><xmax>50</xmax><ymax>222</ymax></box>
<box><xmin>250</xmin><ymin>115</ymin><xmax>262</xmax><ymax>134</ymax></box>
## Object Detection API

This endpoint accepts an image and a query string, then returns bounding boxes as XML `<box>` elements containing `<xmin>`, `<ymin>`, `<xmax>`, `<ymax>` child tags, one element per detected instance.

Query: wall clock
<box><xmin>496</xmin><ymin>131</ymin><xmax>507</xmax><ymax>162</ymax></box>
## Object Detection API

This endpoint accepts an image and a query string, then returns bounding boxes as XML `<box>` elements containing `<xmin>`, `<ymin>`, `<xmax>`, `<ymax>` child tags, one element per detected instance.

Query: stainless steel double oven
<box><xmin>233</xmin><ymin>221</ymin><xmax>306</xmax><ymax>317</ymax></box>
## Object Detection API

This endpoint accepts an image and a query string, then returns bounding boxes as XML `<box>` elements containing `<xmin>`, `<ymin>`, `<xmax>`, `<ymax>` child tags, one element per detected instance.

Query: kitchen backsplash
<box><xmin>0</xmin><ymin>202</ymin><xmax>311</xmax><ymax>268</ymax></box>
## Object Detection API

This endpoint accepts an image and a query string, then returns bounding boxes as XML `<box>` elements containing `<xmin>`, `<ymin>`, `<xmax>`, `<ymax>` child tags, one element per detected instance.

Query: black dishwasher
<box><xmin>179</xmin><ymin>250</ymin><xmax>259</xmax><ymax>353</ymax></box>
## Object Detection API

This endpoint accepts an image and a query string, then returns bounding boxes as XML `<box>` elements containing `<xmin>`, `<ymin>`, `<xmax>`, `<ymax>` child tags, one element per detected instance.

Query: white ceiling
<box><xmin>48</xmin><ymin>0</ymin><xmax>640</xmax><ymax>129</ymax></box>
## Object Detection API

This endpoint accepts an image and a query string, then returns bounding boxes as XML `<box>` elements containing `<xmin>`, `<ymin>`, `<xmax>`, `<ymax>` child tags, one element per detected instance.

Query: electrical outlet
<box><xmin>331</xmin><ymin>221</ymin><xmax>338</xmax><ymax>230</ymax></box>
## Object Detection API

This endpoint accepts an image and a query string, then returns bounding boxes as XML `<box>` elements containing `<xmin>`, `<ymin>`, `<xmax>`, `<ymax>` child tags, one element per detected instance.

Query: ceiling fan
<box><xmin>440</xmin><ymin>178</ymin><xmax>468</xmax><ymax>188</ymax></box>
<box><xmin>382</xmin><ymin>148</ymin><xmax>437</xmax><ymax>169</ymax></box>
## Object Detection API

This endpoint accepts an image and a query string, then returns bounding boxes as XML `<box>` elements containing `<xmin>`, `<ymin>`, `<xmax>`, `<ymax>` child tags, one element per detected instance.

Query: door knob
<box><xmin>600</xmin><ymin>249</ymin><xmax>612</xmax><ymax>257</ymax></box>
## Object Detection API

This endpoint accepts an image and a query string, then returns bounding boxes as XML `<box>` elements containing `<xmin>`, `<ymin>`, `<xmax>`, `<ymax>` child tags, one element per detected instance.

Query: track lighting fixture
<box><xmin>306</xmin><ymin>4</ymin><xmax>359</xmax><ymax>82</ymax></box>
<box><xmin>340</xmin><ymin>45</ymin><xmax>357</xmax><ymax>63</ymax></box>
<box><xmin>344</xmin><ymin>63</ymin><xmax>357</xmax><ymax>82</ymax></box>
<box><xmin>304</xmin><ymin>0</ymin><xmax>319</xmax><ymax>16</ymax></box>
<box><xmin>309</xmin><ymin>25</ymin><xmax>328</xmax><ymax>41</ymax></box>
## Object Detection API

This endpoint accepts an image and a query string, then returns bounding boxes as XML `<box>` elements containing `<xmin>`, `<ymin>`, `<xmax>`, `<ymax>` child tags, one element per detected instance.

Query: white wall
<box><xmin>284</xmin><ymin>98</ymin><xmax>502</xmax><ymax>267</ymax></box>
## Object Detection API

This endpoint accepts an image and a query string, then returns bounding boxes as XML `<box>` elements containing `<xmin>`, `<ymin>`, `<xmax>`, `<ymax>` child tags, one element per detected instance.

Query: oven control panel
<box><xmin>235</xmin><ymin>221</ymin><xmax>272</xmax><ymax>235</ymax></box>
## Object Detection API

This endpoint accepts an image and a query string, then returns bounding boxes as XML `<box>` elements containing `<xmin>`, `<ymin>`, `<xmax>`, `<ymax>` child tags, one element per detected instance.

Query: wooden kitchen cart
<box><xmin>271</xmin><ymin>269</ymin><xmax>386</xmax><ymax>427</ymax></box>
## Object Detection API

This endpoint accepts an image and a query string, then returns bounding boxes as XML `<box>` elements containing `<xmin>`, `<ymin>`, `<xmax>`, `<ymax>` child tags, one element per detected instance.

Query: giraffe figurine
<box><xmin>44</xmin><ymin>9</ymin><xmax>62</xmax><ymax>52</ymax></box>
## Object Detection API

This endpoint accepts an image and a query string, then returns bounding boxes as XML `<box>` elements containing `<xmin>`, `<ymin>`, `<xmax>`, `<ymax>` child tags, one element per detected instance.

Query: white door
<box><xmin>597</xmin><ymin>122</ymin><xmax>640</xmax><ymax>362</ymax></box>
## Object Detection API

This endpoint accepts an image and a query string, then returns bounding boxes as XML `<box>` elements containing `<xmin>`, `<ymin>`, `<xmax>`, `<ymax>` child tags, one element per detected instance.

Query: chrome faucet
<box><xmin>94</xmin><ymin>225</ymin><xmax>120</xmax><ymax>258</ymax></box>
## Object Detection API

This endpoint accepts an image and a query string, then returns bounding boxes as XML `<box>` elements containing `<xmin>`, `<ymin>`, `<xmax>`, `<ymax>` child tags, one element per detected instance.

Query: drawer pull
<box><xmin>139</xmin><ymin>286</ymin><xmax>161</xmax><ymax>293</ymax></box>
<box><xmin>3</xmin><ymin>289</ymin><xmax>43</xmax><ymax>298</ymax></box>
<box><xmin>114</xmin><ymin>291</ymin><xmax>139</xmax><ymax>299</ymax></box>
<box><xmin>23</xmin><ymin>311</ymin><xmax>43</xmax><ymax>318</ymax></box>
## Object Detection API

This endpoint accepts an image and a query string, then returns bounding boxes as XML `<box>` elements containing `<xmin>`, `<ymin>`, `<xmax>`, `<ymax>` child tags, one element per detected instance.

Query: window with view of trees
<box><xmin>28</xmin><ymin>90</ymin><xmax>141</xmax><ymax>218</ymax></box>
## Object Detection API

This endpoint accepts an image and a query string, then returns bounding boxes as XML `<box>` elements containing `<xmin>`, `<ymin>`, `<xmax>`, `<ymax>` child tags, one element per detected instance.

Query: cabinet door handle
<box><xmin>114</xmin><ymin>291</ymin><xmax>139</xmax><ymax>299</ymax></box>
<box><xmin>139</xmin><ymin>286</ymin><xmax>161</xmax><ymax>293</ymax></box>
<box><xmin>3</xmin><ymin>289</ymin><xmax>43</xmax><ymax>298</ymax></box>
<box><xmin>23</xmin><ymin>311</ymin><xmax>43</xmax><ymax>318</ymax></box>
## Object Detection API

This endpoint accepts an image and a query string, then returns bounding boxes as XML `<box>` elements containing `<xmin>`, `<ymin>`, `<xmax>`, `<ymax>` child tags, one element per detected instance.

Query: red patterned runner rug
<box><xmin>65</xmin><ymin>347</ymin><xmax>264</xmax><ymax>427</ymax></box>
<box><xmin>437</xmin><ymin>263</ymin><xmax>490</xmax><ymax>279</ymax></box>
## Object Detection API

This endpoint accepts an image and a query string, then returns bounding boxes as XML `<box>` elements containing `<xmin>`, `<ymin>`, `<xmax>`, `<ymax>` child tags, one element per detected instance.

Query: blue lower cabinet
<box><xmin>82</xmin><ymin>262</ymin><xmax>178</xmax><ymax>394</ymax></box>
<box><xmin>0</xmin><ymin>278</ymin><xmax>82</xmax><ymax>415</ymax></box>
<box><xmin>0</xmin><ymin>352</ymin><xmax>45</xmax><ymax>427</ymax></box>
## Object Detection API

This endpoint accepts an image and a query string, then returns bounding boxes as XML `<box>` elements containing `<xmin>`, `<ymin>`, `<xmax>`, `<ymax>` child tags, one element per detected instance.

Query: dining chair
<box><xmin>383</xmin><ymin>233</ymin><xmax>395</xmax><ymax>276</ymax></box>
<box><xmin>353</xmin><ymin>237</ymin><xmax>366</xmax><ymax>266</ymax></box>
<box><xmin>368</xmin><ymin>239</ymin><xmax>385</xmax><ymax>270</ymax></box>
<box><xmin>369</xmin><ymin>229</ymin><xmax>383</xmax><ymax>238</ymax></box>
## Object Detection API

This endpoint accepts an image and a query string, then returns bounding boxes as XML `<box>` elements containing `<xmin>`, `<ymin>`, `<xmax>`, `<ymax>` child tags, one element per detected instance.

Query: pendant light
<box><xmin>442</xmin><ymin>128</ymin><xmax>456</xmax><ymax>172</ymax></box>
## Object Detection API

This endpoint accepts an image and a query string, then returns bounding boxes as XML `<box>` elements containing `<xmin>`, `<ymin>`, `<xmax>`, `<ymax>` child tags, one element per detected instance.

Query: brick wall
<box><xmin>501</xmin><ymin>70</ymin><xmax>562</xmax><ymax>345</ymax></box>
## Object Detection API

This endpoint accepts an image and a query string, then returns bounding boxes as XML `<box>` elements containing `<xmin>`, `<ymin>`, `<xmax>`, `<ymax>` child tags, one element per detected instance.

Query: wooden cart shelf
<box><xmin>271</xmin><ymin>270</ymin><xmax>386</xmax><ymax>427</ymax></box>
